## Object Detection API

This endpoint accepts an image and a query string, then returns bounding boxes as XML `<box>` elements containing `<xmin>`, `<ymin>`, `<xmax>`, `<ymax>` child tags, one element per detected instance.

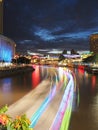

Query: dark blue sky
<box><xmin>3</xmin><ymin>0</ymin><xmax>98</xmax><ymax>52</ymax></box>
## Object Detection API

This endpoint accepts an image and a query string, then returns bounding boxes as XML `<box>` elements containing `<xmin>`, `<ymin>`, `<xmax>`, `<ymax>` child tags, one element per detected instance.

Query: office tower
<box><xmin>0</xmin><ymin>0</ymin><xmax>3</xmax><ymax>34</ymax></box>
<box><xmin>90</xmin><ymin>34</ymin><xmax>98</xmax><ymax>54</ymax></box>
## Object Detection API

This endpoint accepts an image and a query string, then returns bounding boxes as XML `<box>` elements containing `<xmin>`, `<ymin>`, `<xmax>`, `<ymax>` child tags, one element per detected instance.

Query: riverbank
<box><xmin>0</xmin><ymin>64</ymin><xmax>35</xmax><ymax>78</ymax></box>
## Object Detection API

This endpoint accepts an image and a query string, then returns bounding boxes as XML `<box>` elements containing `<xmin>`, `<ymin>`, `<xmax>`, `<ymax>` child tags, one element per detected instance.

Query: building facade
<box><xmin>0</xmin><ymin>0</ymin><xmax>3</xmax><ymax>34</ymax></box>
<box><xmin>90</xmin><ymin>34</ymin><xmax>98</xmax><ymax>54</ymax></box>
<box><xmin>0</xmin><ymin>35</ymin><xmax>16</xmax><ymax>62</ymax></box>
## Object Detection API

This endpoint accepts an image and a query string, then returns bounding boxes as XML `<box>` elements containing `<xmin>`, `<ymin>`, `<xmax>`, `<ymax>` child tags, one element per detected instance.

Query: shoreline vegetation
<box><xmin>0</xmin><ymin>105</ymin><xmax>33</xmax><ymax>130</ymax></box>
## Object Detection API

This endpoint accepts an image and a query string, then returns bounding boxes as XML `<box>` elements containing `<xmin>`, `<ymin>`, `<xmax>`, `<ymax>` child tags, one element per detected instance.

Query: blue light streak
<box><xmin>30</xmin><ymin>84</ymin><xmax>57</xmax><ymax>128</ymax></box>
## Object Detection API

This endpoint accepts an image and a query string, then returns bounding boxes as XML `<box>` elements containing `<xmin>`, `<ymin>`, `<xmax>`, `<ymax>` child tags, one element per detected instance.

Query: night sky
<box><xmin>3</xmin><ymin>0</ymin><xmax>98</xmax><ymax>52</ymax></box>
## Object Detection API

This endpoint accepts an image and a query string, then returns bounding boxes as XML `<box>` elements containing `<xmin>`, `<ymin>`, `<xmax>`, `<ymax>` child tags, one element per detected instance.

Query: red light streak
<box><xmin>91</xmin><ymin>76</ymin><xmax>96</xmax><ymax>91</ymax></box>
<box><xmin>32</xmin><ymin>65</ymin><xmax>40</xmax><ymax>88</ymax></box>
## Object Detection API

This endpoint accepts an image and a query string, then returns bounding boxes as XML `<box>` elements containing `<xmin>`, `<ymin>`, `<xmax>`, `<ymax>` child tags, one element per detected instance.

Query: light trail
<box><xmin>30</xmin><ymin>84</ymin><xmax>56</xmax><ymax>128</ymax></box>
<box><xmin>30</xmin><ymin>67</ymin><xmax>76</xmax><ymax>130</ymax></box>
<box><xmin>60</xmin><ymin>75</ymin><xmax>74</xmax><ymax>130</ymax></box>
<box><xmin>49</xmin><ymin>72</ymin><xmax>74</xmax><ymax>130</ymax></box>
<box><xmin>30</xmin><ymin>70</ymin><xmax>64</xmax><ymax>128</ymax></box>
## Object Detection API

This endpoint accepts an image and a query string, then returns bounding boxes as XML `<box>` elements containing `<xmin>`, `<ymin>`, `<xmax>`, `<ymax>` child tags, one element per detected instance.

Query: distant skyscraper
<box><xmin>0</xmin><ymin>0</ymin><xmax>3</xmax><ymax>34</ymax></box>
<box><xmin>90</xmin><ymin>34</ymin><xmax>98</xmax><ymax>54</ymax></box>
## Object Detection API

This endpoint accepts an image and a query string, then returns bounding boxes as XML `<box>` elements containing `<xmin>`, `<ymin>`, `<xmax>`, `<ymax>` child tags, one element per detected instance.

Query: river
<box><xmin>0</xmin><ymin>65</ymin><xmax>98</xmax><ymax>130</ymax></box>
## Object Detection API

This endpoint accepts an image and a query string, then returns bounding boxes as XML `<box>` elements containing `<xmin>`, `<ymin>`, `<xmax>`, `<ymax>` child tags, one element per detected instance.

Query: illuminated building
<box><xmin>0</xmin><ymin>0</ymin><xmax>3</xmax><ymax>34</ymax></box>
<box><xmin>0</xmin><ymin>34</ymin><xmax>16</xmax><ymax>62</ymax></box>
<box><xmin>90</xmin><ymin>34</ymin><xmax>98</xmax><ymax>54</ymax></box>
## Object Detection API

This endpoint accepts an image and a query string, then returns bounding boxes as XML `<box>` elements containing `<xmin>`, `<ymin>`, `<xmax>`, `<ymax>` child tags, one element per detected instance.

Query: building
<box><xmin>0</xmin><ymin>35</ymin><xmax>16</xmax><ymax>62</ymax></box>
<box><xmin>90</xmin><ymin>34</ymin><xmax>98</xmax><ymax>54</ymax></box>
<box><xmin>0</xmin><ymin>0</ymin><xmax>3</xmax><ymax>34</ymax></box>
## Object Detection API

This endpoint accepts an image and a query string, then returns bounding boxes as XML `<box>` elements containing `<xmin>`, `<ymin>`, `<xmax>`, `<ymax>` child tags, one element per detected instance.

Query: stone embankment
<box><xmin>0</xmin><ymin>64</ymin><xmax>35</xmax><ymax>78</ymax></box>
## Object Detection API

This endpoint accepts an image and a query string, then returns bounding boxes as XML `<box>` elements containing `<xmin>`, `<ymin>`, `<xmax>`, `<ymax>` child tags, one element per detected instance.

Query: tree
<box><xmin>59</xmin><ymin>54</ymin><xmax>65</xmax><ymax>61</ymax></box>
<box><xmin>62</xmin><ymin>49</ymin><xmax>67</xmax><ymax>54</ymax></box>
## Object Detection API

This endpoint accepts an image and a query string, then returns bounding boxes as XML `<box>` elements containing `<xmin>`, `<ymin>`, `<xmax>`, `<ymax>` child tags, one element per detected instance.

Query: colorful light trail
<box><xmin>30</xmin><ymin>68</ymin><xmax>76</xmax><ymax>130</ymax></box>
<box><xmin>30</xmin><ymin>79</ymin><xmax>58</xmax><ymax>128</ymax></box>
<box><xmin>50</xmin><ymin>72</ymin><xmax>74</xmax><ymax>130</ymax></box>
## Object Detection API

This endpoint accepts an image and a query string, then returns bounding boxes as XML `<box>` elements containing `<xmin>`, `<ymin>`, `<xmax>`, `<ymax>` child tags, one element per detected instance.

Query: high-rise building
<box><xmin>90</xmin><ymin>34</ymin><xmax>98</xmax><ymax>54</ymax></box>
<box><xmin>0</xmin><ymin>34</ymin><xmax>16</xmax><ymax>62</ymax></box>
<box><xmin>0</xmin><ymin>0</ymin><xmax>3</xmax><ymax>34</ymax></box>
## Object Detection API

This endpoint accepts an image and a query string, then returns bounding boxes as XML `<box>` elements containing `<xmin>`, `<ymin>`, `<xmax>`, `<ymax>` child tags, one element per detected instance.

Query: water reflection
<box><xmin>91</xmin><ymin>75</ymin><xmax>96</xmax><ymax>92</ymax></box>
<box><xmin>32</xmin><ymin>65</ymin><xmax>41</xmax><ymax>88</ymax></box>
<box><xmin>1</xmin><ymin>78</ymin><xmax>12</xmax><ymax>92</ymax></box>
<box><xmin>0</xmin><ymin>72</ymin><xmax>34</xmax><ymax>107</ymax></box>
<box><xmin>69</xmin><ymin>67</ymin><xmax>98</xmax><ymax>130</ymax></box>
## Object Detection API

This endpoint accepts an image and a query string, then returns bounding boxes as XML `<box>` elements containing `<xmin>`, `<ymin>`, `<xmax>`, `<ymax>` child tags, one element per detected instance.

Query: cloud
<box><xmin>3</xmin><ymin>0</ymin><xmax>98</xmax><ymax>51</ymax></box>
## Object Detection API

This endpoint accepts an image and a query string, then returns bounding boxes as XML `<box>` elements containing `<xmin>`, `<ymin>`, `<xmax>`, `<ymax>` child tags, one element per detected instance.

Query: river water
<box><xmin>0</xmin><ymin>65</ymin><xmax>98</xmax><ymax>130</ymax></box>
<box><xmin>69</xmin><ymin>67</ymin><xmax>98</xmax><ymax>130</ymax></box>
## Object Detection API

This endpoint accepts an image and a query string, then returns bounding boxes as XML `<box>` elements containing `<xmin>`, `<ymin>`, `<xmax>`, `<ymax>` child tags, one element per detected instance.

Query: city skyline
<box><xmin>3</xmin><ymin>0</ymin><xmax>98</xmax><ymax>52</ymax></box>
